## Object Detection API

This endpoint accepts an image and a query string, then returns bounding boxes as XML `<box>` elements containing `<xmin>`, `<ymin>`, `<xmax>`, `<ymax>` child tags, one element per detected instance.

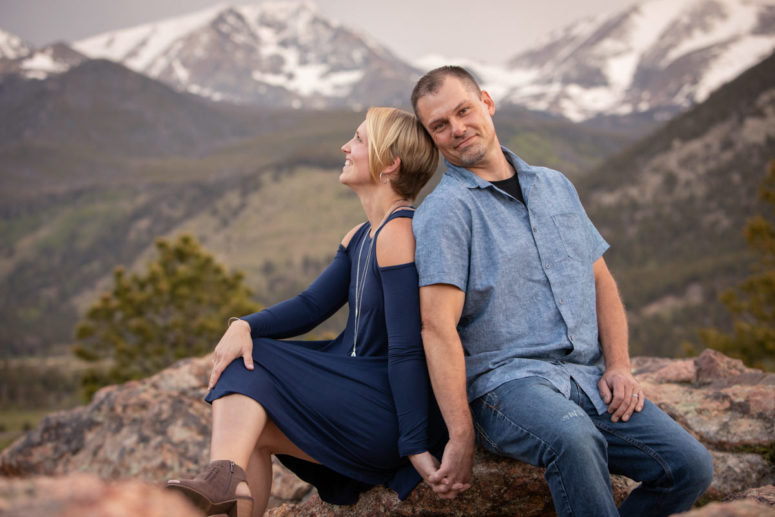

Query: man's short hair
<box><xmin>411</xmin><ymin>66</ymin><xmax>482</xmax><ymax>118</ymax></box>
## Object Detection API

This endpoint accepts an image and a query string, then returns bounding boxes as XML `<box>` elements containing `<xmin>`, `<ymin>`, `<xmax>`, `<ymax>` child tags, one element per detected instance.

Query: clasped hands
<box><xmin>410</xmin><ymin>435</ymin><xmax>474</xmax><ymax>500</ymax></box>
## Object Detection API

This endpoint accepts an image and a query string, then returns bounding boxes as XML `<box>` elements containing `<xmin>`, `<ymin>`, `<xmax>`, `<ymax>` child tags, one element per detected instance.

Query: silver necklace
<box><xmin>350</xmin><ymin>199</ymin><xmax>409</xmax><ymax>357</ymax></box>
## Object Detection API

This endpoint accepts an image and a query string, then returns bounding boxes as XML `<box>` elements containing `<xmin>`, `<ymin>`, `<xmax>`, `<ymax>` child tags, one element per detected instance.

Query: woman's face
<box><xmin>340</xmin><ymin>120</ymin><xmax>371</xmax><ymax>188</ymax></box>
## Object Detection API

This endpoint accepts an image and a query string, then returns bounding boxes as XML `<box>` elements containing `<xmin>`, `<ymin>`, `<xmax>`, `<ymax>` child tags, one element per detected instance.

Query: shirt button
<box><xmin>570</xmin><ymin>334</ymin><xmax>575</xmax><ymax>342</ymax></box>
<box><xmin>559</xmin><ymin>299</ymin><xmax>564</xmax><ymax>304</ymax></box>
<box><xmin>545</xmin><ymin>263</ymin><xmax>551</xmax><ymax>269</ymax></box>
<box><xmin>532</xmin><ymin>227</ymin><xmax>537</xmax><ymax>233</ymax></box>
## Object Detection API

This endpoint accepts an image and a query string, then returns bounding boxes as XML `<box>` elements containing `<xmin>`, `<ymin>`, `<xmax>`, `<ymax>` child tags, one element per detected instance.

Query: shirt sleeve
<box><xmin>413</xmin><ymin>195</ymin><xmax>471</xmax><ymax>292</ymax></box>
<box><xmin>240</xmin><ymin>245</ymin><xmax>350</xmax><ymax>339</ymax></box>
<box><xmin>565</xmin><ymin>178</ymin><xmax>609</xmax><ymax>262</ymax></box>
<box><xmin>587</xmin><ymin>214</ymin><xmax>609</xmax><ymax>262</ymax></box>
<box><xmin>380</xmin><ymin>262</ymin><xmax>430</xmax><ymax>457</ymax></box>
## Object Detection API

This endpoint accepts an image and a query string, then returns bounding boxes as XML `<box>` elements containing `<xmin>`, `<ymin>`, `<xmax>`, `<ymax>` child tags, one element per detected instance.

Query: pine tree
<box><xmin>74</xmin><ymin>234</ymin><xmax>260</xmax><ymax>399</ymax></box>
<box><xmin>699</xmin><ymin>160</ymin><xmax>775</xmax><ymax>370</ymax></box>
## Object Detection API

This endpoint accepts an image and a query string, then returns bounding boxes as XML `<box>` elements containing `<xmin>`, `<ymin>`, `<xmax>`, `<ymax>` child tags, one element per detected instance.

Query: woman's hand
<box><xmin>208</xmin><ymin>319</ymin><xmax>253</xmax><ymax>389</ymax></box>
<box><xmin>408</xmin><ymin>452</ymin><xmax>441</xmax><ymax>489</ymax></box>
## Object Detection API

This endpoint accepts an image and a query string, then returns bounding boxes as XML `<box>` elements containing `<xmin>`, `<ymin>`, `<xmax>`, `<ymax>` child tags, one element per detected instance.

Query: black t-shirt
<box><xmin>490</xmin><ymin>173</ymin><xmax>525</xmax><ymax>204</ymax></box>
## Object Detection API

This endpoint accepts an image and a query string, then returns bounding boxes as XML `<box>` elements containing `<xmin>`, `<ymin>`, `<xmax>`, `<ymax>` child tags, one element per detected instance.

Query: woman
<box><xmin>167</xmin><ymin>107</ymin><xmax>446</xmax><ymax>517</ymax></box>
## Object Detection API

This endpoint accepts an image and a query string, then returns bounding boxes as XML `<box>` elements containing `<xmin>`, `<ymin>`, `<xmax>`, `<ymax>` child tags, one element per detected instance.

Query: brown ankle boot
<box><xmin>167</xmin><ymin>460</ymin><xmax>253</xmax><ymax>517</ymax></box>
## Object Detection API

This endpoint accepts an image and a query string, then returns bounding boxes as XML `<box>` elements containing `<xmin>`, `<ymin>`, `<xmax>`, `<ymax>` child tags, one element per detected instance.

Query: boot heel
<box><xmin>166</xmin><ymin>460</ymin><xmax>253</xmax><ymax>516</ymax></box>
<box><xmin>230</xmin><ymin>498</ymin><xmax>253</xmax><ymax>517</ymax></box>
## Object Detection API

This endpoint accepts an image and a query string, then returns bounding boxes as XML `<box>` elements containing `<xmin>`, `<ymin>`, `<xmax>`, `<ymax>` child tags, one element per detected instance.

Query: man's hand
<box><xmin>598</xmin><ymin>366</ymin><xmax>644</xmax><ymax>423</ymax></box>
<box><xmin>426</xmin><ymin>436</ymin><xmax>474</xmax><ymax>499</ymax></box>
<box><xmin>208</xmin><ymin>319</ymin><xmax>253</xmax><ymax>389</ymax></box>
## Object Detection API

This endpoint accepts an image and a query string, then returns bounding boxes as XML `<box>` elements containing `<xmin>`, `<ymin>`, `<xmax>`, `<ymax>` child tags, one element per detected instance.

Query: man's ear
<box><xmin>481</xmin><ymin>90</ymin><xmax>496</xmax><ymax>116</ymax></box>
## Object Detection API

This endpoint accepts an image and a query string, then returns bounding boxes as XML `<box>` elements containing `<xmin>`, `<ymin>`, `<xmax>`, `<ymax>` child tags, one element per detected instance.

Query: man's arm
<box><xmin>594</xmin><ymin>256</ymin><xmax>645</xmax><ymax>422</ymax></box>
<box><xmin>419</xmin><ymin>283</ymin><xmax>474</xmax><ymax>499</ymax></box>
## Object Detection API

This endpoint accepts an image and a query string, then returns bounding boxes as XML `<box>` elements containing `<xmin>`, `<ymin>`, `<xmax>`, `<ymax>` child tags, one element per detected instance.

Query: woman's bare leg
<box><xmin>248</xmin><ymin>409</ymin><xmax>320</xmax><ymax>516</ymax></box>
<box><xmin>246</xmin><ymin>447</ymin><xmax>272</xmax><ymax>517</ymax></box>
<box><xmin>211</xmin><ymin>393</ymin><xmax>320</xmax><ymax>516</ymax></box>
<box><xmin>210</xmin><ymin>393</ymin><xmax>266</xmax><ymax>500</ymax></box>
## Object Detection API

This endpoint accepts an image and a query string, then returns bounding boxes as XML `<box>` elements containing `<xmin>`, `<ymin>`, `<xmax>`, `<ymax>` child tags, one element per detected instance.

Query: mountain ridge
<box><xmin>69</xmin><ymin>0</ymin><xmax>775</xmax><ymax>120</ymax></box>
<box><xmin>72</xmin><ymin>1</ymin><xmax>418</xmax><ymax>109</ymax></box>
<box><xmin>494</xmin><ymin>0</ymin><xmax>775</xmax><ymax>121</ymax></box>
<box><xmin>3</xmin><ymin>0</ymin><xmax>772</xmax><ymax>122</ymax></box>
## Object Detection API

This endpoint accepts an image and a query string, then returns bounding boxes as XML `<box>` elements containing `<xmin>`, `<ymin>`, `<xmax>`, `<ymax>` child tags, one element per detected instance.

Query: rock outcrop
<box><xmin>675</xmin><ymin>485</ymin><xmax>775</xmax><ymax>516</ymax></box>
<box><xmin>0</xmin><ymin>354</ymin><xmax>311</xmax><ymax>508</ymax></box>
<box><xmin>1</xmin><ymin>349</ymin><xmax>773</xmax><ymax>516</ymax></box>
<box><xmin>0</xmin><ymin>472</ymin><xmax>199</xmax><ymax>517</ymax></box>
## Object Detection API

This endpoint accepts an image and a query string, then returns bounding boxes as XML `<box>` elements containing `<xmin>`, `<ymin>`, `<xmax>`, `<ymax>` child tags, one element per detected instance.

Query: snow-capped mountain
<box><xmin>0</xmin><ymin>29</ymin><xmax>32</xmax><ymax>59</ymax></box>
<box><xmin>482</xmin><ymin>0</ymin><xmax>775</xmax><ymax>121</ymax></box>
<box><xmin>74</xmin><ymin>1</ymin><xmax>419</xmax><ymax>109</ymax></box>
<box><xmin>0</xmin><ymin>28</ymin><xmax>87</xmax><ymax>80</ymax></box>
<box><xmin>6</xmin><ymin>0</ymin><xmax>770</xmax><ymax>120</ymax></box>
<box><xmin>0</xmin><ymin>29</ymin><xmax>31</xmax><ymax>60</ymax></box>
<box><xmin>0</xmin><ymin>43</ymin><xmax>87</xmax><ymax>80</ymax></box>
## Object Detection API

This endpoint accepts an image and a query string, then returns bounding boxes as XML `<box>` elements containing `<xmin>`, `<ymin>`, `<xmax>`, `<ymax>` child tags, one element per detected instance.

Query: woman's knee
<box><xmin>254</xmin><ymin>418</ymin><xmax>283</xmax><ymax>455</ymax></box>
<box><xmin>255</xmin><ymin>418</ymin><xmax>319</xmax><ymax>464</ymax></box>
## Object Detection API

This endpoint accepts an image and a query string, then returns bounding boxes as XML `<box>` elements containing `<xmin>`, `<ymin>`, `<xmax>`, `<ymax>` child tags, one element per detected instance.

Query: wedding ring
<box><xmin>631</xmin><ymin>393</ymin><xmax>639</xmax><ymax>398</ymax></box>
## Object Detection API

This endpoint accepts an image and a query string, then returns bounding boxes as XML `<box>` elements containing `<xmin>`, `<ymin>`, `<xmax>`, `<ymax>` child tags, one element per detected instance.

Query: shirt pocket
<box><xmin>551</xmin><ymin>212</ymin><xmax>590</xmax><ymax>263</ymax></box>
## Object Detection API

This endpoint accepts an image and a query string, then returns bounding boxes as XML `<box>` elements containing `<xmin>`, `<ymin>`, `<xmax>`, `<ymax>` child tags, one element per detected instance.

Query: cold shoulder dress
<box><xmin>205</xmin><ymin>209</ymin><xmax>446</xmax><ymax>504</ymax></box>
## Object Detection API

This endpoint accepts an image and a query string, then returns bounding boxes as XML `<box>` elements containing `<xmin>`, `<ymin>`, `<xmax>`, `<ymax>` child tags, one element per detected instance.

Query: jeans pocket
<box><xmin>471</xmin><ymin>393</ymin><xmax>504</xmax><ymax>454</ymax></box>
<box><xmin>474</xmin><ymin>420</ymin><xmax>502</xmax><ymax>454</ymax></box>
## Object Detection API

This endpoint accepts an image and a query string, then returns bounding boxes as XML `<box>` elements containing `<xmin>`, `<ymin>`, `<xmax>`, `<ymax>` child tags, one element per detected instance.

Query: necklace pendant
<box><xmin>350</xmin><ymin>350</ymin><xmax>356</xmax><ymax>357</ymax></box>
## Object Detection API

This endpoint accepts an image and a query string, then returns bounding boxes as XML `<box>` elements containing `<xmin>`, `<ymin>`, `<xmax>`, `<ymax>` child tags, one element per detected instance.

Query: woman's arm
<box><xmin>208</xmin><ymin>226</ymin><xmax>360</xmax><ymax>388</ymax></box>
<box><xmin>239</xmin><ymin>224</ymin><xmax>363</xmax><ymax>339</ymax></box>
<box><xmin>240</xmin><ymin>244</ymin><xmax>350</xmax><ymax>339</ymax></box>
<box><xmin>377</xmin><ymin>219</ymin><xmax>432</xmax><ymax>456</ymax></box>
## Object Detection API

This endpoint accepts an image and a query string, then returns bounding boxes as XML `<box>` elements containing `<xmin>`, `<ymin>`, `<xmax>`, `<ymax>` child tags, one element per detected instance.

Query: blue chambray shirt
<box><xmin>413</xmin><ymin>146</ymin><xmax>610</xmax><ymax>415</ymax></box>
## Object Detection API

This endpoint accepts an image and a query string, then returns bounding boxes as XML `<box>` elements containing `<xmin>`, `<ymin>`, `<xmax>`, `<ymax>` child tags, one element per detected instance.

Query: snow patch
<box><xmin>694</xmin><ymin>34</ymin><xmax>775</xmax><ymax>99</ymax></box>
<box><xmin>664</xmin><ymin>0</ymin><xmax>760</xmax><ymax>64</ymax></box>
<box><xmin>0</xmin><ymin>28</ymin><xmax>31</xmax><ymax>59</ymax></box>
<box><xmin>74</xmin><ymin>3</ymin><xmax>229</xmax><ymax>71</ymax></box>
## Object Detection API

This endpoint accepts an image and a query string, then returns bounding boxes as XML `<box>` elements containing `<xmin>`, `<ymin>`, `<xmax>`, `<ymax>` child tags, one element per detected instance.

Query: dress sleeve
<box><xmin>240</xmin><ymin>245</ymin><xmax>350</xmax><ymax>339</ymax></box>
<box><xmin>381</xmin><ymin>261</ymin><xmax>430</xmax><ymax>457</ymax></box>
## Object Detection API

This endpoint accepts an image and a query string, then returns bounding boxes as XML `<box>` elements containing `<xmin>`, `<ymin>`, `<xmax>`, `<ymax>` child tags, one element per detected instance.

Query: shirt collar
<box><xmin>444</xmin><ymin>146</ymin><xmax>537</xmax><ymax>191</ymax></box>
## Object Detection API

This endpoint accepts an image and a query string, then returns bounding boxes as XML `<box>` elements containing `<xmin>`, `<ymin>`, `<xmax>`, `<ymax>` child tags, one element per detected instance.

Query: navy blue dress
<box><xmin>205</xmin><ymin>210</ymin><xmax>446</xmax><ymax>504</ymax></box>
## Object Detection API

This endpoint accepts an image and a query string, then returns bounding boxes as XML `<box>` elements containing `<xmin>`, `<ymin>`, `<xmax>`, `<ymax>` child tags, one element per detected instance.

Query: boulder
<box><xmin>266</xmin><ymin>450</ymin><xmax>636</xmax><ymax>517</ymax></box>
<box><xmin>728</xmin><ymin>485</ymin><xmax>775</xmax><ymax>505</ymax></box>
<box><xmin>674</xmin><ymin>484</ymin><xmax>775</xmax><ymax>516</ymax></box>
<box><xmin>0</xmin><ymin>472</ymin><xmax>200</xmax><ymax>517</ymax></box>
<box><xmin>1</xmin><ymin>349</ymin><xmax>773</xmax><ymax>516</ymax></box>
<box><xmin>0</xmin><ymin>355</ymin><xmax>312</xmax><ymax>507</ymax></box>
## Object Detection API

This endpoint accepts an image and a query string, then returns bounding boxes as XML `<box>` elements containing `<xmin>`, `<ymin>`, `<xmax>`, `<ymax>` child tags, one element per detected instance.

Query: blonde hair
<box><xmin>365</xmin><ymin>107</ymin><xmax>439</xmax><ymax>200</ymax></box>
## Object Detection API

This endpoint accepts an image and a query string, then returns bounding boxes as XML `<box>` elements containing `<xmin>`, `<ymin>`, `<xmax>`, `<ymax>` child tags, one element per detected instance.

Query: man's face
<box><xmin>415</xmin><ymin>76</ymin><xmax>497</xmax><ymax>169</ymax></box>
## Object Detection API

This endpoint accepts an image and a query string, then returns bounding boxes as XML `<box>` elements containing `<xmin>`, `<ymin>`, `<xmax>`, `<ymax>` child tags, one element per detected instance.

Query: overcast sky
<box><xmin>0</xmin><ymin>0</ymin><xmax>641</xmax><ymax>64</ymax></box>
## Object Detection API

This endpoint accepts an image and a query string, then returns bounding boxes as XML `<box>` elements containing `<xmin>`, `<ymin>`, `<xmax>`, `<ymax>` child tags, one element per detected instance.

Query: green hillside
<box><xmin>579</xmin><ymin>51</ymin><xmax>775</xmax><ymax>357</ymax></box>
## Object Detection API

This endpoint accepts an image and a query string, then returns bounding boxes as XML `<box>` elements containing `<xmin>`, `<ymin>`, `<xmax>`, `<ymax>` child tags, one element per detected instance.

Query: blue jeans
<box><xmin>470</xmin><ymin>376</ymin><xmax>713</xmax><ymax>517</ymax></box>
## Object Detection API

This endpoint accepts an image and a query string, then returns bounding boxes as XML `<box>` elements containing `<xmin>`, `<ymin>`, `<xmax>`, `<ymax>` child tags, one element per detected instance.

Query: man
<box><xmin>411</xmin><ymin>66</ymin><xmax>713</xmax><ymax>517</ymax></box>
